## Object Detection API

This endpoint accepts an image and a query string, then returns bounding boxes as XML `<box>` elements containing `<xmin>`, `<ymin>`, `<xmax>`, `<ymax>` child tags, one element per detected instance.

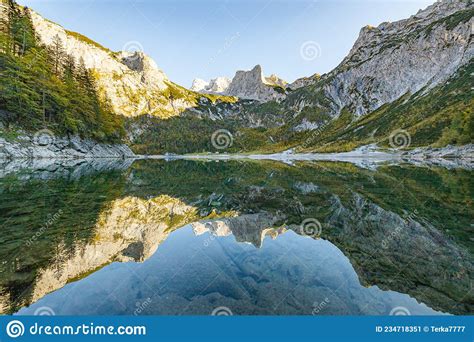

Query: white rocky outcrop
<box><xmin>190</xmin><ymin>78</ymin><xmax>209</xmax><ymax>92</ymax></box>
<box><xmin>28</xmin><ymin>9</ymin><xmax>193</xmax><ymax>117</ymax></box>
<box><xmin>190</xmin><ymin>77</ymin><xmax>231</xmax><ymax>94</ymax></box>
<box><xmin>288</xmin><ymin>73</ymin><xmax>321</xmax><ymax>90</ymax></box>
<box><xmin>225</xmin><ymin>65</ymin><xmax>286</xmax><ymax>102</ymax></box>
<box><xmin>265</xmin><ymin>74</ymin><xmax>288</xmax><ymax>88</ymax></box>
<box><xmin>293</xmin><ymin>118</ymin><xmax>322</xmax><ymax>132</ymax></box>
<box><xmin>323</xmin><ymin>0</ymin><xmax>473</xmax><ymax>116</ymax></box>
<box><xmin>0</xmin><ymin>134</ymin><xmax>135</xmax><ymax>159</ymax></box>
<box><xmin>191</xmin><ymin>213</ymin><xmax>285</xmax><ymax>248</ymax></box>
<box><xmin>208</xmin><ymin>77</ymin><xmax>232</xmax><ymax>93</ymax></box>
<box><xmin>116</xmin><ymin>51</ymin><xmax>168</xmax><ymax>89</ymax></box>
<box><xmin>0</xmin><ymin>1</ymin><xmax>8</xmax><ymax>26</ymax></box>
<box><xmin>191</xmin><ymin>69</ymin><xmax>287</xmax><ymax>102</ymax></box>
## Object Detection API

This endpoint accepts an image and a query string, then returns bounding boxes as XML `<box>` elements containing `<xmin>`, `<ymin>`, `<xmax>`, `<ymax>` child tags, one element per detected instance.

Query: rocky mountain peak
<box><xmin>27</xmin><ymin>8</ymin><xmax>198</xmax><ymax>117</ymax></box>
<box><xmin>415</xmin><ymin>0</ymin><xmax>469</xmax><ymax>19</ymax></box>
<box><xmin>264</xmin><ymin>73</ymin><xmax>288</xmax><ymax>87</ymax></box>
<box><xmin>117</xmin><ymin>51</ymin><xmax>168</xmax><ymax>89</ymax></box>
<box><xmin>288</xmin><ymin>73</ymin><xmax>321</xmax><ymax>90</ymax></box>
<box><xmin>207</xmin><ymin>77</ymin><xmax>232</xmax><ymax>93</ymax></box>
<box><xmin>345</xmin><ymin>0</ymin><xmax>471</xmax><ymax>67</ymax></box>
<box><xmin>190</xmin><ymin>78</ymin><xmax>206</xmax><ymax>92</ymax></box>
<box><xmin>190</xmin><ymin>76</ymin><xmax>231</xmax><ymax>94</ymax></box>
<box><xmin>190</xmin><ymin>65</ymin><xmax>287</xmax><ymax>102</ymax></box>
<box><xmin>320</xmin><ymin>0</ymin><xmax>473</xmax><ymax>117</ymax></box>
<box><xmin>225</xmin><ymin>64</ymin><xmax>286</xmax><ymax>102</ymax></box>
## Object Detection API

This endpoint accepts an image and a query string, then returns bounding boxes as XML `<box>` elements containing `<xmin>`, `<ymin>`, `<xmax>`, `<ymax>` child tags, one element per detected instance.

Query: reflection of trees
<box><xmin>0</xmin><ymin>167</ymin><xmax>127</xmax><ymax>313</ymax></box>
<box><xmin>0</xmin><ymin>159</ymin><xmax>472</xmax><ymax>314</ymax></box>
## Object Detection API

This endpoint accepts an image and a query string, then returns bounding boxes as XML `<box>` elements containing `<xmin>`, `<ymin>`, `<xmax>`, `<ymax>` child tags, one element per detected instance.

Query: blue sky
<box><xmin>19</xmin><ymin>0</ymin><xmax>434</xmax><ymax>87</ymax></box>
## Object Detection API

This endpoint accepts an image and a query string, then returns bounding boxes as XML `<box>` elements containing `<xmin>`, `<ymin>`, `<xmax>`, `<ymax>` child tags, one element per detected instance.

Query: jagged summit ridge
<box><xmin>224</xmin><ymin>64</ymin><xmax>286</xmax><ymax>102</ymax></box>
<box><xmin>191</xmin><ymin>65</ymin><xmax>287</xmax><ymax>102</ymax></box>
<box><xmin>288</xmin><ymin>73</ymin><xmax>321</xmax><ymax>90</ymax></box>
<box><xmin>321</xmin><ymin>0</ymin><xmax>473</xmax><ymax>116</ymax></box>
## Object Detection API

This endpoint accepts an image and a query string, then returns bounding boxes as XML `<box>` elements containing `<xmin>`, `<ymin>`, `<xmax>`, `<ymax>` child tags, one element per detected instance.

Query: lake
<box><xmin>0</xmin><ymin>159</ymin><xmax>472</xmax><ymax>315</ymax></box>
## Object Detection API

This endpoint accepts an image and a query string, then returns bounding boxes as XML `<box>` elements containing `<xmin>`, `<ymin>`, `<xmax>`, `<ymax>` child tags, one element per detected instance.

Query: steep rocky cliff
<box><xmin>131</xmin><ymin>0</ymin><xmax>473</xmax><ymax>154</ymax></box>
<box><xmin>323</xmin><ymin>0</ymin><xmax>473</xmax><ymax>117</ymax></box>
<box><xmin>28</xmin><ymin>10</ymin><xmax>205</xmax><ymax>118</ymax></box>
<box><xmin>0</xmin><ymin>1</ymin><xmax>7</xmax><ymax>30</ymax></box>
<box><xmin>191</xmin><ymin>65</ymin><xmax>287</xmax><ymax>102</ymax></box>
<box><xmin>225</xmin><ymin>65</ymin><xmax>286</xmax><ymax>102</ymax></box>
<box><xmin>286</xmin><ymin>0</ymin><xmax>473</xmax><ymax>123</ymax></box>
<box><xmin>188</xmin><ymin>0</ymin><xmax>472</xmax><ymax>122</ymax></box>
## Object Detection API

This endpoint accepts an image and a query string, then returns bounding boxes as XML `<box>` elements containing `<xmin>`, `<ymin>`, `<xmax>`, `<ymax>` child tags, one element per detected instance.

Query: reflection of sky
<box><xmin>18</xmin><ymin>0</ymin><xmax>433</xmax><ymax>86</ymax></box>
<box><xmin>18</xmin><ymin>225</ymin><xmax>443</xmax><ymax>315</ymax></box>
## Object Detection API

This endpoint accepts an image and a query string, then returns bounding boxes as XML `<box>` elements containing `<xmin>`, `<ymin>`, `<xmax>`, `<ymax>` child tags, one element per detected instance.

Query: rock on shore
<box><xmin>0</xmin><ymin>134</ymin><xmax>135</xmax><ymax>159</ymax></box>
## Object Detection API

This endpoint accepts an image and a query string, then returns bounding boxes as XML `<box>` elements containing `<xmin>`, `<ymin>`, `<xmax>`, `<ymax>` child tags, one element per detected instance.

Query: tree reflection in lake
<box><xmin>0</xmin><ymin>159</ymin><xmax>472</xmax><ymax>315</ymax></box>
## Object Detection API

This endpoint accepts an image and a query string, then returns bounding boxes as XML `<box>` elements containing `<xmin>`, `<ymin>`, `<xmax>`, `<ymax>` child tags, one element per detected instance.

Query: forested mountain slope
<box><xmin>0</xmin><ymin>0</ymin><xmax>472</xmax><ymax>155</ymax></box>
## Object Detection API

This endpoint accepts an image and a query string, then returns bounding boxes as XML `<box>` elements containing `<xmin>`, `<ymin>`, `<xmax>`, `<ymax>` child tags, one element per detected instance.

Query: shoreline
<box><xmin>0</xmin><ymin>137</ymin><xmax>472</xmax><ymax>169</ymax></box>
<box><xmin>142</xmin><ymin>144</ymin><xmax>474</xmax><ymax>162</ymax></box>
<box><xmin>0</xmin><ymin>135</ymin><xmax>136</xmax><ymax>160</ymax></box>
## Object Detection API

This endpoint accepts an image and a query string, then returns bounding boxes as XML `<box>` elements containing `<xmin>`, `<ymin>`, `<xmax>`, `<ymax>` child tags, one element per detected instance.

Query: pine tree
<box><xmin>49</xmin><ymin>34</ymin><xmax>64</xmax><ymax>75</ymax></box>
<box><xmin>0</xmin><ymin>0</ymin><xmax>124</xmax><ymax>141</ymax></box>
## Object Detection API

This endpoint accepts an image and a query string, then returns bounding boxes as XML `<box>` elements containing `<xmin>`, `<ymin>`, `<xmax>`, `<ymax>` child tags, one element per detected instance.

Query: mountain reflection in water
<box><xmin>0</xmin><ymin>159</ymin><xmax>472</xmax><ymax>315</ymax></box>
<box><xmin>18</xmin><ymin>225</ymin><xmax>442</xmax><ymax>315</ymax></box>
